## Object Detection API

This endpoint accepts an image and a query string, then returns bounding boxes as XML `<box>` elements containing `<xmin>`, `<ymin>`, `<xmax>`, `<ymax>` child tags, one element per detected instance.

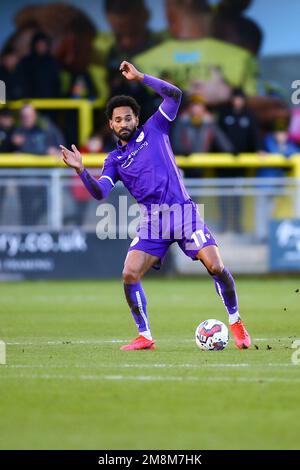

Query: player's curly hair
<box><xmin>105</xmin><ymin>95</ymin><xmax>141</xmax><ymax>120</ymax></box>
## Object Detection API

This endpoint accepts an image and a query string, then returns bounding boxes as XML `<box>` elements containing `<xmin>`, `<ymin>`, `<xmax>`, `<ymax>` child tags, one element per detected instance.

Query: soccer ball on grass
<box><xmin>195</xmin><ymin>319</ymin><xmax>229</xmax><ymax>351</ymax></box>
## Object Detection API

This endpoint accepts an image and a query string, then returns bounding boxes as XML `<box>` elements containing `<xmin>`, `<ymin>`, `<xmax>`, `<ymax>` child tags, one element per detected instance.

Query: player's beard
<box><xmin>115</xmin><ymin>126</ymin><xmax>137</xmax><ymax>142</ymax></box>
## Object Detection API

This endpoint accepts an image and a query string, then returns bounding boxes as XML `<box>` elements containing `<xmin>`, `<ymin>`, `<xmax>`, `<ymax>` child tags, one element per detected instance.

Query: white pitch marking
<box><xmin>6</xmin><ymin>339</ymin><xmax>125</xmax><ymax>345</ymax></box>
<box><xmin>2</xmin><ymin>363</ymin><xmax>296</xmax><ymax>370</ymax></box>
<box><xmin>5</xmin><ymin>337</ymin><xmax>295</xmax><ymax>346</ymax></box>
<box><xmin>3</xmin><ymin>363</ymin><xmax>250</xmax><ymax>369</ymax></box>
<box><xmin>1</xmin><ymin>374</ymin><xmax>300</xmax><ymax>384</ymax></box>
<box><xmin>102</xmin><ymin>376</ymin><xmax>300</xmax><ymax>384</ymax></box>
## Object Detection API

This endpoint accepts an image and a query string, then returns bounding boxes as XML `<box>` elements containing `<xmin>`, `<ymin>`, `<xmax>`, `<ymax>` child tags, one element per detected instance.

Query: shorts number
<box><xmin>191</xmin><ymin>230</ymin><xmax>207</xmax><ymax>247</ymax></box>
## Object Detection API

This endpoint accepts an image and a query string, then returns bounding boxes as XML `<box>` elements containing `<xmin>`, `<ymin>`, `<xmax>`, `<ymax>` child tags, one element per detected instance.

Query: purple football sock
<box><xmin>211</xmin><ymin>267</ymin><xmax>239</xmax><ymax>316</ymax></box>
<box><xmin>123</xmin><ymin>282</ymin><xmax>151</xmax><ymax>335</ymax></box>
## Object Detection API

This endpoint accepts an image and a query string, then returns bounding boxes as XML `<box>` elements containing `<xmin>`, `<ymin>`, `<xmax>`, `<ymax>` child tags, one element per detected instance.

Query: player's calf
<box><xmin>207</xmin><ymin>265</ymin><xmax>251</xmax><ymax>349</ymax></box>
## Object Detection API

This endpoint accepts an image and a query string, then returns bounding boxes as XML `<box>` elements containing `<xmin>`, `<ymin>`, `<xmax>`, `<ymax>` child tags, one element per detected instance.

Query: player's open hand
<box><xmin>119</xmin><ymin>61</ymin><xmax>144</xmax><ymax>82</ymax></box>
<box><xmin>60</xmin><ymin>144</ymin><xmax>84</xmax><ymax>173</ymax></box>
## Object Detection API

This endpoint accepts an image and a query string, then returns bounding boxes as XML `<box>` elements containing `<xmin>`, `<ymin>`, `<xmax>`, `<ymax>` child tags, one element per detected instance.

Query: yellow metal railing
<box><xmin>4</xmin><ymin>98</ymin><xmax>105</xmax><ymax>146</ymax></box>
<box><xmin>0</xmin><ymin>153</ymin><xmax>299</xmax><ymax>175</ymax></box>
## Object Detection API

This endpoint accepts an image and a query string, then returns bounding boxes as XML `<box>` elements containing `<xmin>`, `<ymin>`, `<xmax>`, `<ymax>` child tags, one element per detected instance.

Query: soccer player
<box><xmin>60</xmin><ymin>61</ymin><xmax>251</xmax><ymax>351</ymax></box>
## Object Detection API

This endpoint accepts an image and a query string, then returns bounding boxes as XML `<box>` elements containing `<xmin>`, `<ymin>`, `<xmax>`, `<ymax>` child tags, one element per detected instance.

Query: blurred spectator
<box><xmin>171</xmin><ymin>95</ymin><xmax>233</xmax><ymax>176</ymax></box>
<box><xmin>80</xmin><ymin>134</ymin><xmax>104</xmax><ymax>154</ymax></box>
<box><xmin>217</xmin><ymin>87</ymin><xmax>261</xmax><ymax>233</ymax></box>
<box><xmin>258</xmin><ymin>128</ymin><xmax>299</xmax><ymax>178</ymax></box>
<box><xmin>0</xmin><ymin>45</ymin><xmax>23</xmax><ymax>100</ymax></box>
<box><xmin>65</xmin><ymin>134</ymin><xmax>103</xmax><ymax>226</ymax></box>
<box><xmin>11</xmin><ymin>104</ymin><xmax>65</xmax><ymax>225</ymax></box>
<box><xmin>67</xmin><ymin>72</ymin><xmax>97</xmax><ymax>100</ymax></box>
<box><xmin>12</xmin><ymin>104</ymin><xmax>64</xmax><ymax>155</ymax></box>
<box><xmin>218</xmin><ymin>87</ymin><xmax>260</xmax><ymax>154</ymax></box>
<box><xmin>2</xmin><ymin>28</ymin><xmax>37</xmax><ymax>62</ymax></box>
<box><xmin>273</xmin><ymin>128</ymin><xmax>299</xmax><ymax>155</ymax></box>
<box><xmin>17</xmin><ymin>32</ymin><xmax>61</xmax><ymax>99</ymax></box>
<box><xmin>0</xmin><ymin>109</ymin><xmax>16</xmax><ymax>152</ymax></box>
<box><xmin>255</xmin><ymin>126</ymin><xmax>299</xmax><ymax>241</ymax></box>
<box><xmin>63</xmin><ymin>68</ymin><xmax>98</xmax><ymax>148</ymax></box>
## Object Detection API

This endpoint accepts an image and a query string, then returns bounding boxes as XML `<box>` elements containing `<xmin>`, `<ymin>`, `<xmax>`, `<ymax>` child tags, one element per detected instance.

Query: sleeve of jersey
<box><xmin>142</xmin><ymin>74</ymin><xmax>182</xmax><ymax>129</ymax></box>
<box><xmin>79</xmin><ymin>160</ymin><xmax>118</xmax><ymax>201</ymax></box>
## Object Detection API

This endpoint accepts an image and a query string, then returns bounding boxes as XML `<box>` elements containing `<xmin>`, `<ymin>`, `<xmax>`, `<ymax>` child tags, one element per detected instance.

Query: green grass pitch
<box><xmin>0</xmin><ymin>277</ymin><xmax>300</xmax><ymax>450</ymax></box>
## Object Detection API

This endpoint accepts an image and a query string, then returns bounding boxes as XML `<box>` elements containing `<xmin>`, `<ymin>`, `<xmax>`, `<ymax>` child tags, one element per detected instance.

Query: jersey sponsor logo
<box><xmin>121</xmin><ymin>157</ymin><xmax>134</xmax><ymax>169</ymax></box>
<box><xmin>128</xmin><ymin>140</ymin><xmax>148</xmax><ymax>158</ymax></box>
<box><xmin>135</xmin><ymin>131</ymin><xmax>144</xmax><ymax>142</ymax></box>
<box><xmin>120</xmin><ymin>141</ymin><xmax>149</xmax><ymax>168</ymax></box>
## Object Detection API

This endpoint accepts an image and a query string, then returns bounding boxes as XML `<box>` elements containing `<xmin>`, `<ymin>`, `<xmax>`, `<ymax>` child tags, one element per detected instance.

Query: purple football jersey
<box><xmin>101</xmin><ymin>75</ymin><xmax>190</xmax><ymax>210</ymax></box>
<box><xmin>78</xmin><ymin>74</ymin><xmax>218</xmax><ymax>258</ymax></box>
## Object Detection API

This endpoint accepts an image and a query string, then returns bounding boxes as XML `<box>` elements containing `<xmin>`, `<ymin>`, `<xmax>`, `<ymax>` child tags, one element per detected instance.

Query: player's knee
<box><xmin>207</xmin><ymin>261</ymin><xmax>224</xmax><ymax>276</ymax></box>
<box><xmin>122</xmin><ymin>267</ymin><xmax>141</xmax><ymax>284</ymax></box>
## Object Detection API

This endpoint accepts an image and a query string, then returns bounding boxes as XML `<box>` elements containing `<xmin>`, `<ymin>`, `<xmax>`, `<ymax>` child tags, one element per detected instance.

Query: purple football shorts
<box><xmin>128</xmin><ymin>200</ymin><xmax>217</xmax><ymax>269</ymax></box>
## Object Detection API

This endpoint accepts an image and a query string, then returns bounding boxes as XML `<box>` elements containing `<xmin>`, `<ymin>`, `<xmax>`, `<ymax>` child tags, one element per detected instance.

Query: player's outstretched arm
<box><xmin>60</xmin><ymin>144</ymin><xmax>112</xmax><ymax>201</ymax></box>
<box><xmin>60</xmin><ymin>144</ymin><xmax>84</xmax><ymax>173</ymax></box>
<box><xmin>120</xmin><ymin>60</ymin><xmax>182</xmax><ymax>122</ymax></box>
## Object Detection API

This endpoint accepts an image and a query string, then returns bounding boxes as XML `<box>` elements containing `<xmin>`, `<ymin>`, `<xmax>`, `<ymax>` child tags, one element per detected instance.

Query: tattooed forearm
<box><xmin>84</xmin><ymin>171</ymin><xmax>103</xmax><ymax>199</ymax></box>
<box><xmin>161</xmin><ymin>85</ymin><xmax>182</xmax><ymax>101</ymax></box>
